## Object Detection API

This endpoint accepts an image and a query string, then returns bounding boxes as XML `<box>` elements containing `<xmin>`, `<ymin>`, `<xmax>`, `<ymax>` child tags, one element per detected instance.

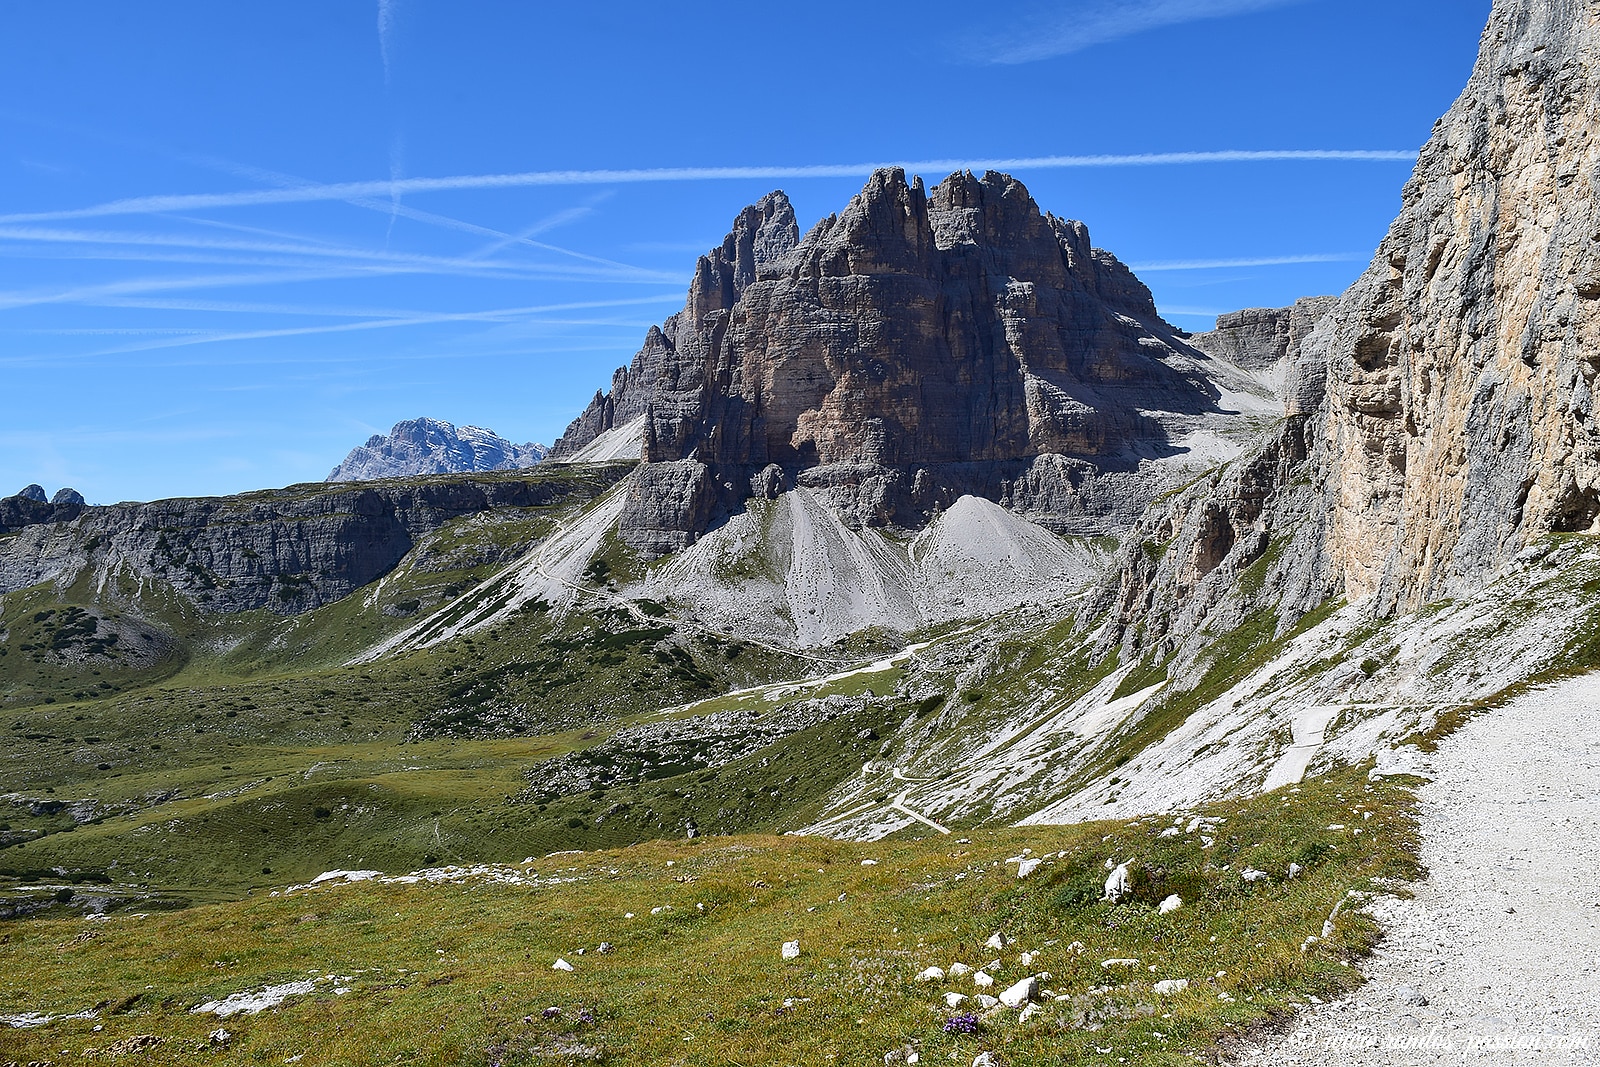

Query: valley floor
<box><xmin>1233</xmin><ymin>674</ymin><xmax>1600</xmax><ymax>1065</ymax></box>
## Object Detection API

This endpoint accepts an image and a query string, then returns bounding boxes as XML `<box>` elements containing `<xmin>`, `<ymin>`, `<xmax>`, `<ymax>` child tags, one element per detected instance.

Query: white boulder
<box><xmin>944</xmin><ymin>992</ymin><xmax>969</xmax><ymax>1008</ymax></box>
<box><xmin>1103</xmin><ymin>862</ymin><xmax>1132</xmax><ymax>903</ymax></box>
<box><xmin>1158</xmin><ymin>894</ymin><xmax>1183</xmax><ymax>915</ymax></box>
<box><xmin>972</xmin><ymin>971</ymin><xmax>994</xmax><ymax>989</ymax></box>
<box><xmin>781</xmin><ymin>941</ymin><xmax>801</xmax><ymax>960</ymax></box>
<box><xmin>552</xmin><ymin>958</ymin><xmax>574</xmax><ymax>972</ymax></box>
<box><xmin>1016</xmin><ymin>857</ymin><xmax>1043</xmax><ymax>879</ymax></box>
<box><xmin>915</xmin><ymin>966</ymin><xmax>945</xmax><ymax>983</ymax></box>
<box><xmin>998</xmin><ymin>976</ymin><xmax>1037</xmax><ymax>1008</ymax></box>
<box><xmin>984</xmin><ymin>932</ymin><xmax>1008</xmax><ymax>950</ymax></box>
<box><xmin>1153</xmin><ymin>979</ymin><xmax>1189</xmax><ymax>995</ymax></box>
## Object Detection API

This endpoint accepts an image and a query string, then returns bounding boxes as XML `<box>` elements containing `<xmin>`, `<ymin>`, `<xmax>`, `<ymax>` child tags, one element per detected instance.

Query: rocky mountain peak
<box><xmin>17</xmin><ymin>484</ymin><xmax>46</xmax><ymax>503</ymax></box>
<box><xmin>328</xmin><ymin>418</ymin><xmax>547</xmax><ymax>483</ymax></box>
<box><xmin>551</xmin><ymin>168</ymin><xmax>1265</xmax><ymax>555</ymax></box>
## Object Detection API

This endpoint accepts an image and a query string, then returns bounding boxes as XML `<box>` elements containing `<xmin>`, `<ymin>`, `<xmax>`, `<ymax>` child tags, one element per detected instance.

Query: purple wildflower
<box><xmin>541</xmin><ymin>1007</ymin><xmax>562</xmax><ymax>1020</ymax></box>
<box><xmin>943</xmin><ymin>1012</ymin><xmax>981</xmax><ymax>1035</ymax></box>
<box><xmin>577</xmin><ymin>1009</ymin><xmax>596</xmax><ymax>1025</ymax></box>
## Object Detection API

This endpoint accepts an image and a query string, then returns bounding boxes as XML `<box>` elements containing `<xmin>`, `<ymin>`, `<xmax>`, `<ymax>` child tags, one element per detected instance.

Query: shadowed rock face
<box><xmin>554</xmin><ymin>169</ymin><xmax>1234</xmax><ymax>554</ymax></box>
<box><xmin>1094</xmin><ymin>0</ymin><xmax>1600</xmax><ymax>658</ymax></box>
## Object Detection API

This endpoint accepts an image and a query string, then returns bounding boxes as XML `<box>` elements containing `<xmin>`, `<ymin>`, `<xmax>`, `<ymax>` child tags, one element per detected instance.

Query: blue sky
<box><xmin>0</xmin><ymin>0</ymin><xmax>1490</xmax><ymax>503</ymax></box>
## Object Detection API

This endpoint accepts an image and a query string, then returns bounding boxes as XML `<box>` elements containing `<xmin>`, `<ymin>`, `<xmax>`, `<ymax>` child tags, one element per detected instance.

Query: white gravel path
<box><xmin>1233</xmin><ymin>674</ymin><xmax>1600</xmax><ymax>1065</ymax></box>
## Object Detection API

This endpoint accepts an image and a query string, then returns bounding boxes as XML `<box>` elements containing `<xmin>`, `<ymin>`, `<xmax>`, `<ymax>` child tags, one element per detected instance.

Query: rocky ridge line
<box><xmin>328</xmin><ymin>418</ymin><xmax>547</xmax><ymax>482</ymax></box>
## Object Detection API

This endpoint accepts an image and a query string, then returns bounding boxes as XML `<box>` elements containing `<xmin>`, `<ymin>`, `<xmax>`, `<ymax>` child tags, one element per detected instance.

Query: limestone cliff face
<box><xmin>1187</xmin><ymin>297</ymin><xmax>1336</xmax><ymax>414</ymax></box>
<box><xmin>556</xmin><ymin>169</ymin><xmax>1238</xmax><ymax>553</ymax></box>
<box><xmin>0</xmin><ymin>470</ymin><xmax>628</xmax><ymax>616</ymax></box>
<box><xmin>1314</xmin><ymin>0</ymin><xmax>1600</xmax><ymax>612</ymax></box>
<box><xmin>1095</xmin><ymin>0</ymin><xmax>1600</xmax><ymax>658</ymax></box>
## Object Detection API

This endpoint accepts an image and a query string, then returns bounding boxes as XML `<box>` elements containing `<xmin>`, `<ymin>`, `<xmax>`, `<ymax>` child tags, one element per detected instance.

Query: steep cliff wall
<box><xmin>1094</xmin><ymin>0</ymin><xmax>1600</xmax><ymax>661</ymax></box>
<box><xmin>555</xmin><ymin>169</ymin><xmax>1261</xmax><ymax>554</ymax></box>
<box><xmin>0</xmin><ymin>468</ymin><xmax>629</xmax><ymax>615</ymax></box>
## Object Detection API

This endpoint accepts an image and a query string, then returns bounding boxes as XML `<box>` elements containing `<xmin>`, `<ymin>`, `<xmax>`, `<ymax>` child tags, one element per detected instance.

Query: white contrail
<box><xmin>976</xmin><ymin>0</ymin><xmax>1306</xmax><ymax>63</ymax></box>
<box><xmin>0</xmin><ymin>150</ymin><xmax>1418</xmax><ymax>225</ymax></box>
<box><xmin>1128</xmin><ymin>253</ymin><xmax>1367</xmax><ymax>271</ymax></box>
<box><xmin>1</xmin><ymin>294</ymin><xmax>685</xmax><ymax>361</ymax></box>
<box><xmin>377</xmin><ymin>0</ymin><xmax>397</xmax><ymax>85</ymax></box>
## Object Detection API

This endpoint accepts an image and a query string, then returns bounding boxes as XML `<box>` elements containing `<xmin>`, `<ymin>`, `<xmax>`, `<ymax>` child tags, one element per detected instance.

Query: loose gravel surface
<box><xmin>1234</xmin><ymin>674</ymin><xmax>1600</xmax><ymax>1065</ymax></box>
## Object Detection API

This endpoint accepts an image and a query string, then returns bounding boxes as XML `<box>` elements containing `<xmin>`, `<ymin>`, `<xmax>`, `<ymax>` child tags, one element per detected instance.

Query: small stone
<box><xmin>1101</xmin><ymin>958</ymin><xmax>1140</xmax><ymax>969</ymax></box>
<box><xmin>984</xmin><ymin>932</ymin><xmax>1008</xmax><ymax>950</ymax></box>
<box><xmin>998</xmin><ymin>976</ymin><xmax>1037</xmax><ymax>1008</ymax></box>
<box><xmin>1016</xmin><ymin>857</ymin><xmax>1042</xmax><ymax>878</ymax></box>
<box><xmin>1103</xmin><ymin>862</ymin><xmax>1132</xmax><ymax>903</ymax></box>
<box><xmin>916</xmin><ymin>966</ymin><xmax>945</xmax><ymax>982</ymax></box>
<box><xmin>1396</xmin><ymin>985</ymin><xmax>1428</xmax><ymax>1007</ymax></box>
<box><xmin>972</xmin><ymin>1053</ymin><xmax>999</xmax><ymax>1067</ymax></box>
<box><xmin>1241</xmin><ymin>867</ymin><xmax>1270</xmax><ymax>883</ymax></box>
<box><xmin>209</xmin><ymin>1029</ymin><xmax>232</xmax><ymax>1046</ymax></box>
<box><xmin>782</xmin><ymin>941</ymin><xmax>801</xmax><ymax>960</ymax></box>
<box><xmin>1017</xmin><ymin>1003</ymin><xmax>1041</xmax><ymax>1023</ymax></box>
<box><xmin>598</xmin><ymin>942</ymin><xmax>614</xmax><ymax>954</ymax></box>
<box><xmin>1019</xmin><ymin>951</ymin><xmax>1034</xmax><ymax>967</ymax></box>
<box><xmin>948</xmin><ymin>962</ymin><xmax>973</xmax><ymax>977</ymax></box>
<box><xmin>1287</xmin><ymin>863</ymin><xmax>1303</xmax><ymax>879</ymax></box>
<box><xmin>1153</xmin><ymin>979</ymin><xmax>1189</xmax><ymax>995</ymax></box>
<box><xmin>1159</xmin><ymin>894</ymin><xmax>1183</xmax><ymax>914</ymax></box>
<box><xmin>944</xmin><ymin>992</ymin><xmax>969</xmax><ymax>1008</ymax></box>
<box><xmin>552</xmin><ymin>958</ymin><xmax>574</xmax><ymax>972</ymax></box>
<box><xmin>974</xmin><ymin>994</ymin><xmax>999</xmax><ymax>1010</ymax></box>
<box><xmin>972</xmin><ymin>971</ymin><xmax>994</xmax><ymax>989</ymax></box>
<box><xmin>861</xmin><ymin>859</ymin><xmax>879</xmax><ymax>866</ymax></box>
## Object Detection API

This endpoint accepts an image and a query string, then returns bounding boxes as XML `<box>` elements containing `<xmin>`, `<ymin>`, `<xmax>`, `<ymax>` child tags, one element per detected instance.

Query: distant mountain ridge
<box><xmin>328</xmin><ymin>418</ymin><xmax>548</xmax><ymax>482</ymax></box>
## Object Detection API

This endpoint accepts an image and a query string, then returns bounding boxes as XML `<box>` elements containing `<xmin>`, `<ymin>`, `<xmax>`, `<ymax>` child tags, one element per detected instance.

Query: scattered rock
<box><xmin>998</xmin><ymin>976</ymin><xmax>1037</xmax><ymax>1008</ymax></box>
<box><xmin>1016</xmin><ymin>857</ymin><xmax>1042</xmax><ymax>879</ymax></box>
<box><xmin>1158</xmin><ymin>894</ymin><xmax>1183</xmax><ymax>914</ymax></box>
<box><xmin>1017</xmin><ymin>1003</ymin><xmax>1042</xmax><ymax>1024</ymax></box>
<box><xmin>984</xmin><ymin>932</ymin><xmax>1008</xmax><ymax>950</ymax></box>
<box><xmin>1103</xmin><ymin>862</ymin><xmax>1131</xmax><ymax>903</ymax></box>
<box><xmin>972</xmin><ymin>971</ymin><xmax>995</xmax><ymax>989</ymax></box>
<box><xmin>208</xmin><ymin>1028</ymin><xmax>232</xmax><ymax>1046</ymax></box>
<box><xmin>972</xmin><ymin>1053</ymin><xmax>999</xmax><ymax>1067</ymax></box>
<box><xmin>1101</xmin><ymin>958</ymin><xmax>1140</xmax><ymax>969</ymax></box>
<box><xmin>947</xmin><ymin>962</ymin><xmax>973</xmax><ymax>978</ymax></box>
<box><xmin>1396</xmin><ymin>984</ymin><xmax>1429</xmax><ymax>1007</ymax></box>
<box><xmin>1152</xmin><ymin>979</ymin><xmax>1189</xmax><ymax>995</ymax></box>
<box><xmin>552</xmin><ymin>958</ymin><xmax>574</xmax><ymax>972</ymax></box>
<box><xmin>974</xmin><ymin>994</ymin><xmax>1000</xmax><ymax>1010</ymax></box>
<box><xmin>944</xmin><ymin>992</ymin><xmax>969</xmax><ymax>1008</ymax></box>
<box><xmin>781</xmin><ymin>941</ymin><xmax>801</xmax><ymax>960</ymax></box>
<box><xmin>1286</xmin><ymin>863</ymin><xmax>1303</xmax><ymax>879</ymax></box>
<box><xmin>1241</xmin><ymin>867</ymin><xmax>1270</xmax><ymax>883</ymax></box>
<box><xmin>916</xmin><ymin>966</ymin><xmax>945</xmax><ymax>983</ymax></box>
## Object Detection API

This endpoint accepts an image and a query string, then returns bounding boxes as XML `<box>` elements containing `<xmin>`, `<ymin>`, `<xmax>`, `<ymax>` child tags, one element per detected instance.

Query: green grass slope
<box><xmin>0</xmin><ymin>764</ymin><xmax>1418</xmax><ymax>1066</ymax></box>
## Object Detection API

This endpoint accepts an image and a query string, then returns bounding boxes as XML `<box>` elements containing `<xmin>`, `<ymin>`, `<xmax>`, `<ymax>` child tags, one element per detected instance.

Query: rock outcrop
<box><xmin>1095</xmin><ymin>0</ymin><xmax>1600</xmax><ymax>657</ymax></box>
<box><xmin>553</xmin><ymin>171</ymin><xmax>1267</xmax><ymax>554</ymax></box>
<box><xmin>1187</xmin><ymin>297</ymin><xmax>1336</xmax><ymax>413</ymax></box>
<box><xmin>0</xmin><ymin>487</ymin><xmax>86</xmax><ymax>535</ymax></box>
<box><xmin>0</xmin><ymin>468</ymin><xmax>629</xmax><ymax>615</ymax></box>
<box><xmin>328</xmin><ymin>418</ymin><xmax>547</xmax><ymax>482</ymax></box>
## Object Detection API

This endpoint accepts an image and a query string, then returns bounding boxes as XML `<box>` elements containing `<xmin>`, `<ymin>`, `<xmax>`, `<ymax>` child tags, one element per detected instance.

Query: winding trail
<box><xmin>1232</xmin><ymin>674</ymin><xmax>1600</xmax><ymax>1065</ymax></box>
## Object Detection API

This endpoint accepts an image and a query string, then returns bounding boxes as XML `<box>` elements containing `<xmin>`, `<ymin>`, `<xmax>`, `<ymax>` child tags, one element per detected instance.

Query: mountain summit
<box><xmin>552</xmin><ymin>169</ymin><xmax>1275</xmax><ymax>554</ymax></box>
<box><xmin>328</xmin><ymin>418</ymin><xmax>548</xmax><ymax>482</ymax></box>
